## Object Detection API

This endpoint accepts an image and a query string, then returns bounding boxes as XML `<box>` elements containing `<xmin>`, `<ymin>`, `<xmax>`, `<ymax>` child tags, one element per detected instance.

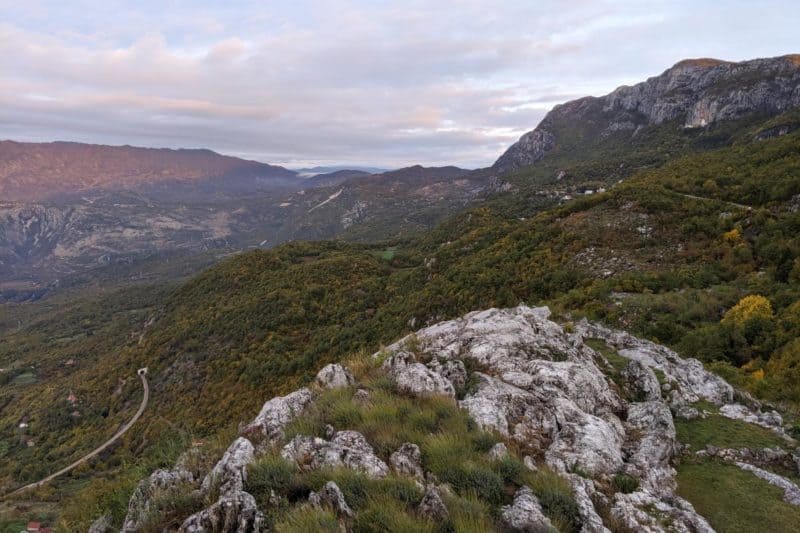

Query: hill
<box><xmin>0</xmin><ymin>141</ymin><xmax>300</xmax><ymax>202</ymax></box>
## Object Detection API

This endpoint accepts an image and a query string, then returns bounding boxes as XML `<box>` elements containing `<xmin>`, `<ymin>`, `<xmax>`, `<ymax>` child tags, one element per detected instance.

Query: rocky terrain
<box><xmin>0</xmin><ymin>163</ymin><xmax>485</xmax><ymax>297</ymax></box>
<box><xmin>98</xmin><ymin>306</ymin><xmax>799</xmax><ymax>532</ymax></box>
<box><xmin>494</xmin><ymin>55</ymin><xmax>800</xmax><ymax>173</ymax></box>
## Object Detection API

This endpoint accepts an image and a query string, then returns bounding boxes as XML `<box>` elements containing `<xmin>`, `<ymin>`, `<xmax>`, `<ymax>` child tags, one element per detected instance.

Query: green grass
<box><xmin>375</xmin><ymin>248</ymin><xmax>397</xmax><ymax>260</ymax></box>
<box><xmin>274</xmin><ymin>507</ymin><xmax>340</xmax><ymax>532</ymax></box>
<box><xmin>584</xmin><ymin>338</ymin><xmax>629</xmax><ymax>373</ymax></box>
<box><xmin>675</xmin><ymin>412</ymin><xmax>789</xmax><ymax>450</ymax></box>
<box><xmin>677</xmin><ymin>460</ymin><xmax>800</xmax><ymax>533</ymax></box>
<box><xmin>273</xmin><ymin>377</ymin><xmax>581</xmax><ymax>532</ymax></box>
<box><xmin>11</xmin><ymin>371</ymin><xmax>37</xmax><ymax>385</ymax></box>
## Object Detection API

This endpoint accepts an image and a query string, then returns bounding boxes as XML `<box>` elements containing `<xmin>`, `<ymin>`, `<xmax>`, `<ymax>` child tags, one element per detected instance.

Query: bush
<box><xmin>353</xmin><ymin>497</ymin><xmax>435</xmax><ymax>533</ymax></box>
<box><xmin>247</xmin><ymin>454</ymin><xmax>296</xmax><ymax>501</ymax></box>
<box><xmin>612</xmin><ymin>473</ymin><xmax>640</xmax><ymax>494</ymax></box>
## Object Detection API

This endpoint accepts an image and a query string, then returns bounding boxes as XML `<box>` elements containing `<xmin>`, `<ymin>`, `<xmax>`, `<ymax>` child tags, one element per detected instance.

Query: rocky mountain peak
<box><xmin>493</xmin><ymin>54</ymin><xmax>800</xmax><ymax>173</ymax></box>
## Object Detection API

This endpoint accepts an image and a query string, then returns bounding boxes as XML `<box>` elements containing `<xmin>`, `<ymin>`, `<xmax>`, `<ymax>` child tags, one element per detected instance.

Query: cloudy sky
<box><xmin>1</xmin><ymin>1</ymin><xmax>798</xmax><ymax>168</ymax></box>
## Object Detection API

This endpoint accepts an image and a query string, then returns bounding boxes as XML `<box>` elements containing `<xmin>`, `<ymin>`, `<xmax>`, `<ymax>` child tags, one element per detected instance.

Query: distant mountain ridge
<box><xmin>494</xmin><ymin>54</ymin><xmax>800</xmax><ymax>173</ymax></box>
<box><xmin>0</xmin><ymin>140</ymin><xmax>300</xmax><ymax>202</ymax></box>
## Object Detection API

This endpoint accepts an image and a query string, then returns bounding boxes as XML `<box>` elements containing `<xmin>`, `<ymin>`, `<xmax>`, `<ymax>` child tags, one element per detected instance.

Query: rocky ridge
<box><xmin>110</xmin><ymin>305</ymin><xmax>799</xmax><ymax>532</ymax></box>
<box><xmin>494</xmin><ymin>55</ymin><xmax>800</xmax><ymax>173</ymax></box>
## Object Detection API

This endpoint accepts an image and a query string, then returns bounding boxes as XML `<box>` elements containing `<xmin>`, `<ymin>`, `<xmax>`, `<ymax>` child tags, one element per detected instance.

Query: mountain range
<box><xmin>0</xmin><ymin>54</ymin><xmax>799</xmax><ymax>532</ymax></box>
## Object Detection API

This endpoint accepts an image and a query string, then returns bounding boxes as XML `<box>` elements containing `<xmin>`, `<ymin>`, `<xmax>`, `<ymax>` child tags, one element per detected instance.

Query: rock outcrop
<box><xmin>179</xmin><ymin>491</ymin><xmax>264</xmax><ymax>532</ymax></box>
<box><xmin>501</xmin><ymin>486</ymin><xmax>553</xmax><ymax>532</ymax></box>
<box><xmin>308</xmin><ymin>481</ymin><xmax>355</xmax><ymax>518</ymax></box>
<box><xmin>241</xmin><ymin>388</ymin><xmax>314</xmax><ymax>444</ymax></box>
<box><xmin>494</xmin><ymin>55</ymin><xmax>800</xmax><ymax>173</ymax></box>
<box><xmin>281</xmin><ymin>430</ymin><xmax>390</xmax><ymax>479</ymax></box>
<box><xmin>315</xmin><ymin>363</ymin><xmax>356</xmax><ymax>389</ymax></box>
<box><xmin>111</xmin><ymin>304</ymin><xmax>796</xmax><ymax>532</ymax></box>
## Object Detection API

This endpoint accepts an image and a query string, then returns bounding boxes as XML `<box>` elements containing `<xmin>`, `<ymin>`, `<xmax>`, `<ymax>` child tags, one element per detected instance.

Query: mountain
<box><xmin>295</xmin><ymin>166</ymin><xmax>389</xmax><ymax>177</ymax></box>
<box><xmin>303</xmin><ymin>169</ymin><xmax>373</xmax><ymax>188</ymax></box>
<box><xmin>1</xmin><ymin>54</ymin><xmax>800</xmax><ymax>531</ymax></box>
<box><xmin>0</xmin><ymin>162</ymin><xmax>484</xmax><ymax>297</ymax></box>
<box><xmin>494</xmin><ymin>54</ymin><xmax>800</xmax><ymax>174</ymax></box>
<box><xmin>0</xmin><ymin>141</ymin><xmax>300</xmax><ymax>202</ymax></box>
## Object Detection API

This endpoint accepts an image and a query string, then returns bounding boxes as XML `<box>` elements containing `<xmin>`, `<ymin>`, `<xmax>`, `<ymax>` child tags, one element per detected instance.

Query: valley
<box><xmin>0</xmin><ymin>54</ymin><xmax>799</xmax><ymax>532</ymax></box>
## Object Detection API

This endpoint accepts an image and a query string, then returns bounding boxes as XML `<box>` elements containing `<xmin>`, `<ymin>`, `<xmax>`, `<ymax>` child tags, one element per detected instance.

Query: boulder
<box><xmin>309</xmin><ymin>481</ymin><xmax>354</xmax><ymax>518</ymax></box>
<box><xmin>382</xmin><ymin>351</ymin><xmax>456</xmax><ymax>397</ymax></box>
<box><xmin>418</xmin><ymin>485</ymin><xmax>449</xmax><ymax>521</ymax></box>
<box><xmin>242</xmin><ymin>388</ymin><xmax>314</xmax><ymax>443</ymax></box>
<box><xmin>281</xmin><ymin>430</ymin><xmax>389</xmax><ymax>478</ymax></box>
<box><xmin>201</xmin><ymin>437</ymin><xmax>255</xmax><ymax>498</ymax></box>
<box><xmin>488</xmin><ymin>442</ymin><xmax>509</xmax><ymax>460</ymax></box>
<box><xmin>501</xmin><ymin>486</ymin><xmax>553</xmax><ymax>532</ymax></box>
<box><xmin>620</xmin><ymin>360</ymin><xmax>661</xmax><ymax>401</ymax></box>
<box><xmin>122</xmin><ymin>467</ymin><xmax>195</xmax><ymax>532</ymax></box>
<box><xmin>390</xmin><ymin>442</ymin><xmax>424</xmax><ymax>481</ymax></box>
<box><xmin>179</xmin><ymin>491</ymin><xmax>264</xmax><ymax>532</ymax></box>
<box><xmin>315</xmin><ymin>364</ymin><xmax>355</xmax><ymax>389</ymax></box>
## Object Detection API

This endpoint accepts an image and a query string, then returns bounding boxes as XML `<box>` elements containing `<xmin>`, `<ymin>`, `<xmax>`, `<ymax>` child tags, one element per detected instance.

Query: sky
<box><xmin>1</xmin><ymin>1</ymin><xmax>798</xmax><ymax>169</ymax></box>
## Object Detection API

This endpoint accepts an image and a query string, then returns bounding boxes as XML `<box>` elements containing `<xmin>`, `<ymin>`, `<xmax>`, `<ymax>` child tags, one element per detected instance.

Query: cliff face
<box><xmin>493</xmin><ymin>55</ymin><xmax>800</xmax><ymax>173</ymax></box>
<box><xmin>109</xmin><ymin>306</ymin><xmax>798</xmax><ymax>532</ymax></box>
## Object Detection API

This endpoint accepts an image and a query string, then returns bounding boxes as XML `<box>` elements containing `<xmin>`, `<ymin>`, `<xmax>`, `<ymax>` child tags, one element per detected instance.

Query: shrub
<box><xmin>247</xmin><ymin>454</ymin><xmax>296</xmax><ymax>501</ymax></box>
<box><xmin>612</xmin><ymin>473</ymin><xmax>640</xmax><ymax>494</ymax></box>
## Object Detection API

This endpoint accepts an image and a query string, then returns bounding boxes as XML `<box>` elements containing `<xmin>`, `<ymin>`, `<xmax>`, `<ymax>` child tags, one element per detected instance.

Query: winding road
<box><xmin>1</xmin><ymin>368</ymin><xmax>149</xmax><ymax>500</ymax></box>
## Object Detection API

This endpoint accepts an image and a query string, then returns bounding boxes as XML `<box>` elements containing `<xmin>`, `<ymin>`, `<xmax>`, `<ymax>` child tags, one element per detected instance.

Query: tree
<box><xmin>721</xmin><ymin>295</ymin><xmax>774</xmax><ymax>328</ymax></box>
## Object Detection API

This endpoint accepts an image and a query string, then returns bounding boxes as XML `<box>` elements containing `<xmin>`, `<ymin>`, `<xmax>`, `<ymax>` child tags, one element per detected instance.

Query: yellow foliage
<box><xmin>721</xmin><ymin>295</ymin><xmax>773</xmax><ymax>328</ymax></box>
<box><xmin>722</xmin><ymin>227</ymin><xmax>743</xmax><ymax>244</ymax></box>
<box><xmin>751</xmin><ymin>369</ymin><xmax>765</xmax><ymax>381</ymax></box>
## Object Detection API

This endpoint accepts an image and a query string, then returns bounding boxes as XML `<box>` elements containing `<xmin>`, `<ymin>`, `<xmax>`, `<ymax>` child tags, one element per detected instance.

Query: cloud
<box><xmin>2</xmin><ymin>1</ymin><xmax>799</xmax><ymax>167</ymax></box>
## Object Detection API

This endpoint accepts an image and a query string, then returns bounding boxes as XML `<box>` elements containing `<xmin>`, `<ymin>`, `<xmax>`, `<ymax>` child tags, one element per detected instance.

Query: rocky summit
<box><xmin>103</xmin><ymin>306</ymin><xmax>800</xmax><ymax>532</ymax></box>
<box><xmin>493</xmin><ymin>55</ymin><xmax>800</xmax><ymax>173</ymax></box>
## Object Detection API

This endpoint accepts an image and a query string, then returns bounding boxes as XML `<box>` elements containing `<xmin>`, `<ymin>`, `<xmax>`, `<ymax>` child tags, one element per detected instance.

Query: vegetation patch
<box><xmin>675</xmin><ymin>411</ymin><xmax>789</xmax><ymax>450</ymax></box>
<box><xmin>677</xmin><ymin>460</ymin><xmax>800</xmax><ymax>533</ymax></box>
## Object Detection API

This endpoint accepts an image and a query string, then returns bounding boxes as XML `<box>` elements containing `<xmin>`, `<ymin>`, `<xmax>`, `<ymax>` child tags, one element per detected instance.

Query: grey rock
<box><xmin>242</xmin><ymin>388</ymin><xmax>314</xmax><ymax>443</ymax></box>
<box><xmin>309</xmin><ymin>481</ymin><xmax>354</xmax><ymax>518</ymax></box>
<box><xmin>493</xmin><ymin>55</ymin><xmax>800</xmax><ymax>174</ymax></box>
<box><xmin>418</xmin><ymin>485</ymin><xmax>449</xmax><ymax>521</ymax></box>
<box><xmin>736</xmin><ymin>462</ymin><xmax>800</xmax><ymax>505</ymax></box>
<box><xmin>353</xmin><ymin>388</ymin><xmax>370</xmax><ymax>403</ymax></box>
<box><xmin>501</xmin><ymin>486</ymin><xmax>554</xmax><ymax>532</ymax></box>
<box><xmin>720</xmin><ymin>403</ymin><xmax>787</xmax><ymax>435</ymax></box>
<box><xmin>179</xmin><ymin>491</ymin><xmax>264</xmax><ymax>532</ymax></box>
<box><xmin>621</xmin><ymin>360</ymin><xmax>661</xmax><ymax>401</ymax></box>
<box><xmin>576</xmin><ymin>320</ymin><xmax>734</xmax><ymax>405</ymax></box>
<box><xmin>434</xmin><ymin>359</ymin><xmax>468</xmax><ymax>391</ymax></box>
<box><xmin>623</xmin><ymin>401</ymin><xmax>676</xmax><ymax>494</ymax></box>
<box><xmin>382</xmin><ymin>351</ymin><xmax>456</xmax><ymax>397</ymax></box>
<box><xmin>315</xmin><ymin>363</ymin><xmax>355</xmax><ymax>389</ymax></box>
<box><xmin>610</xmin><ymin>490</ymin><xmax>715</xmax><ymax>533</ymax></box>
<box><xmin>488</xmin><ymin>442</ymin><xmax>509</xmax><ymax>460</ymax></box>
<box><xmin>122</xmin><ymin>467</ymin><xmax>195</xmax><ymax>532</ymax></box>
<box><xmin>390</xmin><ymin>442</ymin><xmax>424</xmax><ymax>481</ymax></box>
<box><xmin>201</xmin><ymin>437</ymin><xmax>255</xmax><ymax>498</ymax></box>
<box><xmin>281</xmin><ymin>430</ymin><xmax>389</xmax><ymax>478</ymax></box>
